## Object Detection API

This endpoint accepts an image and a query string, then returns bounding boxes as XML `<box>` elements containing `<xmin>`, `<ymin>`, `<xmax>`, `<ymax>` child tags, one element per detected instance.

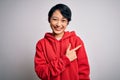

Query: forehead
<box><xmin>52</xmin><ymin>10</ymin><xmax>66</xmax><ymax>19</ymax></box>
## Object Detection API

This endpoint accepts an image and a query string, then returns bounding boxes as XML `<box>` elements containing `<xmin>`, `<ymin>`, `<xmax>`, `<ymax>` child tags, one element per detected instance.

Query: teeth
<box><xmin>55</xmin><ymin>27</ymin><xmax>61</xmax><ymax>31</ymax></box>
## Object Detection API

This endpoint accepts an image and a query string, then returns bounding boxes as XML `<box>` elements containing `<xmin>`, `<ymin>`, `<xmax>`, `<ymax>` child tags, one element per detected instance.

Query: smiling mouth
<box><xmin>54</xmin><ymin>27</ymin><xmax>62</xmax><ymax>31</ymax></box>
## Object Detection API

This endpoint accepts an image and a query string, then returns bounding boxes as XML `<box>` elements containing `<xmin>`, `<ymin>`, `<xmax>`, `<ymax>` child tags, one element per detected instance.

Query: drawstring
<box><xmin>53</xmin><ymin>40</ymin><xmax>57</xmax><ymax>54</ymax></box>
<box><xmin>60</xmin><ymin>40</ymin><xmax>62</xmax><ymax>57</ymax></box>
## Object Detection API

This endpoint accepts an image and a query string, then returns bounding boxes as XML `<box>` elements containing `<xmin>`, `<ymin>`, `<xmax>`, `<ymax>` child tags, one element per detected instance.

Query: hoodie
<box><xmin>34</xmin><ymin>31</ymin><xmax>90</xmax><ymax>80</ymax></box>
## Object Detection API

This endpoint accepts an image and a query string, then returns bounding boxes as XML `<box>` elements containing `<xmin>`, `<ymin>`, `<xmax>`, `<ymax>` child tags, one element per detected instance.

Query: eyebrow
<box><xmin>51</xmin><ymin>16</ymin><xmax>67</xmax><ymax>19</ymax></box>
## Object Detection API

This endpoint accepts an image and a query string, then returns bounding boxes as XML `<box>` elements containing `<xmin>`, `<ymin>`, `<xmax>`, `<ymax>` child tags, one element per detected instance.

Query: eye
<box><xmin>62</xmin><ymin>19</ymin><xmax>67</xmax><ymax>23</ymax></box>
<box><xmin>51</xmin><ymin>17</ymin><xmax>58</xmax><ymax>21</ymax></box>
<box><xmin>52</xmin><ymin>18</ymin><xmax>57</xmax><ymax>21</ymax></box>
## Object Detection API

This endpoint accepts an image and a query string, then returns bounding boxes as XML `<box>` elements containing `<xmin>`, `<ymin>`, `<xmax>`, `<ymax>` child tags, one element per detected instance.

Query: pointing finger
<box><xmin>72</xmin><ymin>45</ymin><xmax>82</xmax><ymax>51</ymax></box>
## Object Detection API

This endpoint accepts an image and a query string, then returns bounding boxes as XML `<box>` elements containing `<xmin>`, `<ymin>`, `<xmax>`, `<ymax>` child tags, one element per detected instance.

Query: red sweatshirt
<box><xmin>34</xmin><ymin>31</ymin><xmax>90</xmax><ymax>80</ymax></box>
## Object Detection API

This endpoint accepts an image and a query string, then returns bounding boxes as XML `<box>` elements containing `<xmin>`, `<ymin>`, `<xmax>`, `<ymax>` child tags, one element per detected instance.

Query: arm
<box><xmin>76</xmin><ymin>38</ymin><xmax>90</xmax><ymax>80</ymax></box>
<box><xmin>34</xmin><ymin>43</ymin><xmax>50</xmax><ymax>80</ymax></box>
<box><xmin>34</xmin><ymin>41</ymin><xmax>70</xmax><ymax>79</ymax></box>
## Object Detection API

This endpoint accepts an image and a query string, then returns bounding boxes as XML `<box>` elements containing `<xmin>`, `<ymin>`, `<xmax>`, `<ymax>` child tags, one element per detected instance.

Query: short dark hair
<box><xmin>48</xmin><ymin>4</ymin><xmax>72</xmax><ymax>22</ymax></box>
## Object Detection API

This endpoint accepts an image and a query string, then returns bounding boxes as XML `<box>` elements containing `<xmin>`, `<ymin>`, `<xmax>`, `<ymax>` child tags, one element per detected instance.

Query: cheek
<box><xmin>50</xmin><ymin>23</ymin><xmax>53</xmax><ymax>29</ymax></box>
<box><xmin>49</xmin><ymin>21</ymin><xmax>56</xmax><ymax>26</ymax></box>
<box><xmin>50</xmin><ymin>23</ymin><xmax>55</xmax><ymax>30</ymax></box>
<box><xmin>63</xmin><ymin>24</ymin><xmax>68</xmax><ymax>28</ymax></box>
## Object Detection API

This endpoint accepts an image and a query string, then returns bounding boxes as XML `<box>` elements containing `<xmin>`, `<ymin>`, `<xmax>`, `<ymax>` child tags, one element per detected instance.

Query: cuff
<box><xmin>61</xmin><ymin>55</ymin><xmax>71</xmax><ymax>66</ymax></box>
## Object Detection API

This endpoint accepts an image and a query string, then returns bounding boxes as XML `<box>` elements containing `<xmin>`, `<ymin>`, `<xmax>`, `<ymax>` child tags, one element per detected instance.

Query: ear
<box><xmin>48</xmin><ymin>17</ymin><xmax>50</xmax><ymax>23</ymax></box>
<box><xmin>67</xmin><ymin>22</ymin><xmax>69</xmax><ymax>25</ymax></box>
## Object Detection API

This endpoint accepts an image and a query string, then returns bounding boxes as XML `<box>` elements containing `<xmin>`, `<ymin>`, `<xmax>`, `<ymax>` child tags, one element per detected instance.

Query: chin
<box><xmin>54</xmin><ymin>30</ymin><xmax>63</xmax><ymax>35</ymax></box>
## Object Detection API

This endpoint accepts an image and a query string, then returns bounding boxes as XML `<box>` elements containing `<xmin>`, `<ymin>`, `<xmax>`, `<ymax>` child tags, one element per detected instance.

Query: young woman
<box><xmin>34</xmin><ymin>4</ymin><xmax>90</xmax><ymax>80</ymax></box>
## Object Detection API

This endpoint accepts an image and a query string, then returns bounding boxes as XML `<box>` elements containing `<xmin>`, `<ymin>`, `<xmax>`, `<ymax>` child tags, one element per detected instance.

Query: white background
<box><xmin>0</xmin><ymin>0</ymin><xmax>120</xmax><ymax>80</ymax></box>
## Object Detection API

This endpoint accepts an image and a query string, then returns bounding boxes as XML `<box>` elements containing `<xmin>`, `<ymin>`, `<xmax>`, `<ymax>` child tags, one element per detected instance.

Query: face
<box><xmin>49</xmin><ymin>10</ymin><xmax>68</xmax><ymax>38</ymax></box>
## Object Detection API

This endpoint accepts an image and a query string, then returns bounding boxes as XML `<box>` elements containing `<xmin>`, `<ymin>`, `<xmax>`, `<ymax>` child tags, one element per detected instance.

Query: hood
<box><xmin>44</xmin><ymin>31</ymin><xmax>77</xmax><ymax>42</ymax></box>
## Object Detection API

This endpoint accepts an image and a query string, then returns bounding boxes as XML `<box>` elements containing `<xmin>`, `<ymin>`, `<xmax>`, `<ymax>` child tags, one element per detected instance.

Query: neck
<box><xmin>53</xmin><ymin>32</ymin><xmax>64</xmax><ymax>39</ymax></box>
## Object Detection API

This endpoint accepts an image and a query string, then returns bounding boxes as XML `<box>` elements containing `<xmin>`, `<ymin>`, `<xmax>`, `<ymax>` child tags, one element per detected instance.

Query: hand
<box><xmin>66</xmin><ymin>44</ymin><xmax>82</xmax><ymax>62</ymax></box>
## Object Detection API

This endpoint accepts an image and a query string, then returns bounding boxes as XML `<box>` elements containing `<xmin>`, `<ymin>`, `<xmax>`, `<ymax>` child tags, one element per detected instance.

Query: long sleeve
<box><xmin>76</xmin><ymin>37</ymin><xmax>90</xmax><ymax>80</ymax></box>
<box><xmin>34</xmin><ymin>41</ymin><xmax>70</xmax><ymax>80</ymax></box>
<box><xmin>34</xmin><ymin>42</ymin><xmax>50</xmax><ymax>80</ymax></box>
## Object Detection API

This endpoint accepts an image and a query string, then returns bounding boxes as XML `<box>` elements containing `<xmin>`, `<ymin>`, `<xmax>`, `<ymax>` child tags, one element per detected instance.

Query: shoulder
<box><xmin>36</xmin><ymin>38</ymin><xmax>45</xmax><ymax>47</ymax></box>
<box><xmin>69</xmin><ymin>31</ymin><xmax>83</xmax><ymax>43</ymax></box>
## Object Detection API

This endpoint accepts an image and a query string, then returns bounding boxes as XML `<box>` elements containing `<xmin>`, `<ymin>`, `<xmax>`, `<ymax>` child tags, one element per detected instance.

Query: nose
<box><xmin>56</xmin><ymin>21</ymin><xmax>61</xmax><ymax>27</ymax></box>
